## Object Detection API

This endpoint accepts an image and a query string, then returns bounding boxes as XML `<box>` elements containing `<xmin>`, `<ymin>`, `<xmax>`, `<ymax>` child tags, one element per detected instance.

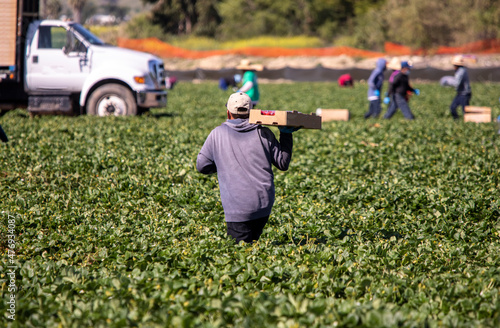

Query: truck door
<box><xmin>26</xmin><ymin>24</ymin><xmax>90</xmax><ymax>92</ymax></box>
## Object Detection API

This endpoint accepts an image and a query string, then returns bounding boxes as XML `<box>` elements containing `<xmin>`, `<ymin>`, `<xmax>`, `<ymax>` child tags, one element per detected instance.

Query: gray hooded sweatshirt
<box><xmin>196</xmin><ymin>118</ymin><xmax>293</xmax><ymax>222</ymax></box>
<box><xmin>367</xmin><ymin>58</ymin><xmax>387</xmax><ymax>100</ymax></box>
<box><xmin>451</xmin><ymin>66</ymin><xmax>472</xmax><ymax>96</ymax></box>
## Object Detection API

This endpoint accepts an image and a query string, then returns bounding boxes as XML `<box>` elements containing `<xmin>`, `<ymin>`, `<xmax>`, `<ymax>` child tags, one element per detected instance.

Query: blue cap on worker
<box><xmin>401</xmin><ymin>61</ymin><xmax>412</xmax><ymax>69</ymax></box>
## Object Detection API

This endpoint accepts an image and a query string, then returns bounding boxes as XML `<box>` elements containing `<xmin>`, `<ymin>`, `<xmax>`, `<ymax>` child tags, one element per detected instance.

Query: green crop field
<box><xmin>1</xmin><ymin>81</ymin><xmax>500</xmax><ymax>327</ymax></box>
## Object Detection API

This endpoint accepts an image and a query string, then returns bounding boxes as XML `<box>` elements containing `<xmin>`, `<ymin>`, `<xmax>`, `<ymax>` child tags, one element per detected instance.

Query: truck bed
<box><xmin>0</xmin><ymin>0</ymin><xmax>18</xmax><ymax>68</ymax></box>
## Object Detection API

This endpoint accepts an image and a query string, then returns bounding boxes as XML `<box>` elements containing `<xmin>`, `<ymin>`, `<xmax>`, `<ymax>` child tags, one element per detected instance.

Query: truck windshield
<box><xmin>71</xmin><ymin>24</ymin><xmax>106</xmax><ymax>45</ymax></box>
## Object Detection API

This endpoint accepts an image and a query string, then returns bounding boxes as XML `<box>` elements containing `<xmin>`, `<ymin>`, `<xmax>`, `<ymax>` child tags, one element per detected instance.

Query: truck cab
<box><xmin>25</xmin><ymin>20</ymin><xmax>167</xmax><ymax>115</ymax></box>
<box><xmin>0</xmin><ymin>0</ymin><xmax>167</xmax><ymax>116</ymax></box>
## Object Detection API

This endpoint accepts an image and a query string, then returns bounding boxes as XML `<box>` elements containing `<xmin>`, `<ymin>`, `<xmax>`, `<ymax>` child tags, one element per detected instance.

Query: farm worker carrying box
<box><xmin>196</xmin><ymin>92</ymin><xmax>299</xmax><ymax>243</ymax></box>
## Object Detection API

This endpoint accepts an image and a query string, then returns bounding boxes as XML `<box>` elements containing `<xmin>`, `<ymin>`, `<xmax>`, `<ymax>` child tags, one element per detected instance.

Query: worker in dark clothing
<box><xmin>383</xmin><ymin>61</ymin><xmax>420</xmax><ymax>120</ymax></box>
<box><xmin>0</xmin><ymin>124</ymin><xmax>8</xmax><ymax>143</ymax></box>
<box><xmin>218</xmin><ymin>74</ymin><xmax>242</xmax><ymax>91</ymax></box>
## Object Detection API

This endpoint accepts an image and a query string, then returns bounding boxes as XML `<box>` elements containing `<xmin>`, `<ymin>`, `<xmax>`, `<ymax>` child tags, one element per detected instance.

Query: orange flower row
<box><xmin>117</xmin><ymin>37</ymin><xmax>500</xmax><ymax>59</ymax></box>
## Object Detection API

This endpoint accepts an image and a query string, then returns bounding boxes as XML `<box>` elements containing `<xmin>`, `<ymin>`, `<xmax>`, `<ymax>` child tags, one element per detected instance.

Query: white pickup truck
<box><xmin>0</xmin><ymin>1</ymin><xmax>167</xmax><ymax>116</ymax></box>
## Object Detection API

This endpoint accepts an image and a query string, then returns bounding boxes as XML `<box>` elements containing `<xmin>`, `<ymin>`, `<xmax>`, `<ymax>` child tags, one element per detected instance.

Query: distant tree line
<box><xmin>45</xmin><ymin>0</ymin><xmax>500</xmax><ymax>50</ymax></box>
<box><xmin>140</xmin><ymin>0</ymin><xmax>382</xmax><ymax>40</ymax></box>
<box><xmin>138</xmin><ymin>0</ymin><xmax>500</xmax><ymax>50</ymax></box>
<box><xmin>42</xmin><ymin>0</ymin><xmax>130</xmax><ymax>24</ymax></box>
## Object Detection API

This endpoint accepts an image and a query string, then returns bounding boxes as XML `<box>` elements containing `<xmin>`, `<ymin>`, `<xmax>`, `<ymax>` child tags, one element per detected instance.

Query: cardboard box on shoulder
<box><xmin>249</xmin><ymin>109</ymin><xmax>322</xmax><ymax>129</ymax></box>
<box><xmin>316</xmin><ymin>108</ymin><xmax>350</xmax><ymax>122</ymax></box>
<box><xmin>464</xmin><ymin>106</ymin><xmax>491</xmax><ymax>123</ymax></box>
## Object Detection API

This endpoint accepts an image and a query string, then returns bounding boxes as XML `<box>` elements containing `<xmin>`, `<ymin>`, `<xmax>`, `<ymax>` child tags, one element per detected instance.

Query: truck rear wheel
<box><xmin>87</xmin><ymin>84</ymin><xmax>137</xmax><ymax>116</ymax></box>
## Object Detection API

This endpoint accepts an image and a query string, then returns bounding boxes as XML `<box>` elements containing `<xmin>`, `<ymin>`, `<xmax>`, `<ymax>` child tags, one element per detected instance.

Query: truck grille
<box><xmin>149</xmin><ymin>60</ymin><xmax>166</xmax><ymax>88</ymax></box>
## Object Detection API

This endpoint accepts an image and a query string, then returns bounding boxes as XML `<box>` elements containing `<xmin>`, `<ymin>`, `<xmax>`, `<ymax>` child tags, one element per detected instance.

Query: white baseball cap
<box><xmin>226</xmin><ymin>92</ymin><xmax>252</xmax><ymax>115</ymax></box>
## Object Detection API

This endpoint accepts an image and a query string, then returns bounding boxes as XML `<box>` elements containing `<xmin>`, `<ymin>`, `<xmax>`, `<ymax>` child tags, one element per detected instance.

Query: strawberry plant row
<box><xmin>1</xmin><ymin>81</ymin><xmax>499</xmax><ymax>327</ymax></box>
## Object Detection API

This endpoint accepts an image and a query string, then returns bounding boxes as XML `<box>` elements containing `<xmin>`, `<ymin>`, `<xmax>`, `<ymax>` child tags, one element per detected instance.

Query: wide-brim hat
<box><xmin>451</xmin><ymin>55</ymin><xmax>465</xmax><ymax>66</ymax></box>
<box><xmin>387</xmin><ymin>57</ymin><xmax>401</xmax><ymax>70</ymax></box>
<box><xmin>236</xmin><ymin>59</ymin><xmax>264</xmax><ymax>71</ymax></box>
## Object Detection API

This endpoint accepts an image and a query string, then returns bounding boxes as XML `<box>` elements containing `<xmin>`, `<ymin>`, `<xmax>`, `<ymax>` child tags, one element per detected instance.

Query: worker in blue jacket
<box><xmin>364</xmin><ymin>58</ymin><xmax>386</xmax><ymax>119</ymax></box>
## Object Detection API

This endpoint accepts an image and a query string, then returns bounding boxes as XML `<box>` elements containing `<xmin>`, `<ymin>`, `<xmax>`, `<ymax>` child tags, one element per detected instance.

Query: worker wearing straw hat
<box><xmin>448</xmin><ymin>55</ymin><xmax>472</xmax><ymax>119</ymax></box>
<box><xmin>236</xmin><ymin>59</ymin><xmax>264</xmax><ymax>107</ymax></box>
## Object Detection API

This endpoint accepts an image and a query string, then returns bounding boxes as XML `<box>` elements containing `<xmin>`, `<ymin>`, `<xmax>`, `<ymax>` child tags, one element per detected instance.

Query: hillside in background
<box><xmin>55</xmin><ymin>1</ymin><xmax>500</xmax><ymax>52</ymax></box>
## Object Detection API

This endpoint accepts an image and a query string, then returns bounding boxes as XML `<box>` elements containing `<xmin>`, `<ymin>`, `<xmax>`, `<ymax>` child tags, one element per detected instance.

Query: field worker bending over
<box><xmin>364</xmin><ymin>58</ymin><xmax>386</xmax><ymax>118</ymax></box>
<box><xmin>448</xmin><ymin>55</ymin><xmax>472</xmax><ymax>119</ymax></box>
<box><xmin>218</xmin><ymin>74</ymin><xmax>242</xmax><ymax>91</ymax></box>
<box><xmin>196</xmin><ymin>92</ymin><xmax>299</xmax><ymax>243</ymax></box>
<box><xmin>338</xmin><ymin>73</ymin><xmax>354</xmax><ymax>87</ymax></box>
<box><xmin>236</xmin><ymin>59</ymin><xmax>263</xmax><ymax>108</ymax></box>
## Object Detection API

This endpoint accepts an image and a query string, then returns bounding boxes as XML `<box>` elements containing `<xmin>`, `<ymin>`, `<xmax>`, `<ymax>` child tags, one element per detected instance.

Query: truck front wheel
<box><xmin>87</xmin><ymin>84</ymin><xmax>137</xmax><ymax>116</ymax></box>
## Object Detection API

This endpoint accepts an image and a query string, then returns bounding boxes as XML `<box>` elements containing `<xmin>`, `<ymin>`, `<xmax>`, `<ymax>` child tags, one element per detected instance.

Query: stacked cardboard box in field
<box><xmin>464</xmin><ymin>106</ymin><xmax>491</xmax><ymax>123</ymax></box>
<box><xmin>249</xmin><ymin>110</ymin><xmax>322</xmax><ymax>129</ymax></box>
<box><xmin>315</xmin><ymin>109</ymin><xmax>350</xmax><ymax>122</ymax></box>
